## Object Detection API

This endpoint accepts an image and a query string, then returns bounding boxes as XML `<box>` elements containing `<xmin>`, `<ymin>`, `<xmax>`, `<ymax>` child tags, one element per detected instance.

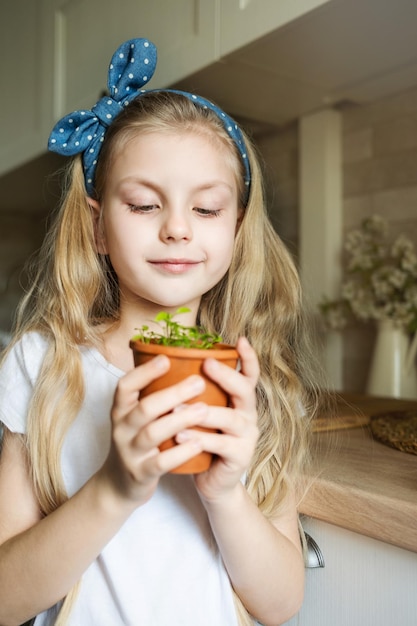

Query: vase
<box><xmin>130</xmin><ymin>340</ymin><xmax>238</xmax><ymax>474</ymax></box>
<box><xmin>366</xmin><ymin>320</ymin><xmax>417</xmax><ymax>399</ymax></box>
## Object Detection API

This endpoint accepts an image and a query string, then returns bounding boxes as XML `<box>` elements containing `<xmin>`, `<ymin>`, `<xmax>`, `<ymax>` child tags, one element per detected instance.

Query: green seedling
<box><xmin>132</xmin><ymin>307</ymin><xmax>222</xmax><ymax>349</ymax></box>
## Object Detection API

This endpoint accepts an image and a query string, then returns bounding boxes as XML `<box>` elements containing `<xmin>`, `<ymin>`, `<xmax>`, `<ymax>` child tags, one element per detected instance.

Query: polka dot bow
<box><xmin>48</xmin><ymin>38</ymin><xmax>251</xmax><ymax>202</ymax></box>
<box><xmin>48</xmin><ymin>38</ymin><xmax>156</xmax><ymax>194</ymax></box>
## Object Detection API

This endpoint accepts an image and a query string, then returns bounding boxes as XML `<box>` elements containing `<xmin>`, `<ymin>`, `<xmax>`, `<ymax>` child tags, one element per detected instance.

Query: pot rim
<box><xmin>129</xmin><ymin>339</ymin><xmax>238</xmax><ymax>359</ymax></box>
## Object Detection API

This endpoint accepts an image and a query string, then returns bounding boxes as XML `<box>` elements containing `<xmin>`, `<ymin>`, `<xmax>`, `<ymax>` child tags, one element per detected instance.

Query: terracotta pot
<box><xmin>130</xmin><ymin>340</ymin><xmax>239</xmax><ymax>473</ymax></box>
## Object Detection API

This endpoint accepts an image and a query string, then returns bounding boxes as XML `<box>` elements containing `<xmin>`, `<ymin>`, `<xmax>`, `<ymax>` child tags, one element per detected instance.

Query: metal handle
<box><xmin>304</xmin><ymin>532</ymin><xmax>325</xmax><ymax>568</ymax></box>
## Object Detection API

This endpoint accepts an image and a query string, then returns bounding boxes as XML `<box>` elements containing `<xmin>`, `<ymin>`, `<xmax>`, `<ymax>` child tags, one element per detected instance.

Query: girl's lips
<box><xmin>149</xmin><ymin>259</ymin><xmax>201</xmax><ymax>274</ymax></box>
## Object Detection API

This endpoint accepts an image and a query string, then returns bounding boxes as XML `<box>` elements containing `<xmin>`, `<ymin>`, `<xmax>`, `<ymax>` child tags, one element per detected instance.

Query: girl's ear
<box><xmin>88</xmin><ymin>198</ymin><xmax>108</xmax><ymax>254</ymax></box>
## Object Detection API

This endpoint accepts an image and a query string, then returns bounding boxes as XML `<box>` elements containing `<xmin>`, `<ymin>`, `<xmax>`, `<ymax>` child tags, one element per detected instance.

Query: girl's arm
<box><xmin>201</xmin><ymin>482</ymin><xmax>304</xmax><ymax>626</ymax></box>
<box><xmin>0</xmin><ymin>356</ymin><xmax>210</xmax><ymax>626</ymax></box>
<box><xmin>193</xmin><ymin>337</ymin><xmax>305</xmax><ymax>625</ymax></box>
<box><xmin>0</xmin><ymin>428</ymin><xmax>137</xmax><ymax>625</ymax></box>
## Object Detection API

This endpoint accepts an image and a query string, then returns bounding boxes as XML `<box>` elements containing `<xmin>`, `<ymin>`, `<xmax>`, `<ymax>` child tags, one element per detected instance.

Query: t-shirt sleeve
<box><xmin>0</xmin><ymin>332</ymin><xmax>48</xmax><ymax>434</ymax></box>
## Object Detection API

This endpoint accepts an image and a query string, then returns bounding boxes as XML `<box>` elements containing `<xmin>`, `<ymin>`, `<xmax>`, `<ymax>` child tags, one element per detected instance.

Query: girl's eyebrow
<box><xmin>117</xmin><ymin>177</ymin><xmax>158</xmax><ymax>191</ymax></box>
<box><xmin>118</xmin><ymin>177</ymin><xmax>235</xmax><ymax>195</ymax></box>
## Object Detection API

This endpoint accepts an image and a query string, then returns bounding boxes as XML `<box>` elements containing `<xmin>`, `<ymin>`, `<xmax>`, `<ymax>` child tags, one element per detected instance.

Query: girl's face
<box><xmin>94</xmin><ymin>130</ymin><xmax>241</xmax><ymax>318</ymax></box>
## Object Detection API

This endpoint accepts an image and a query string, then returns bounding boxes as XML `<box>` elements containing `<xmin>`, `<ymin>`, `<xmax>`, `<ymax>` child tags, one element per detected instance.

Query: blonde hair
<box><xmin>7</xmin><ymin>92</ymin><xmax>320</xmax><ymax>625</ymax></box>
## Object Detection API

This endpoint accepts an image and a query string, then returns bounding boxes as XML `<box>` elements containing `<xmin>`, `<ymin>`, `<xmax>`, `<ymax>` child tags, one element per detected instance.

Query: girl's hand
<box><xmin>185</xmin><ymin>337</ymin><xmax>260</xmax><ymax>503</ymax></box>
<box><xmin>99</xmin><ymin>355</ymin><xmax>210</xmax><ymax>509</ymax></box>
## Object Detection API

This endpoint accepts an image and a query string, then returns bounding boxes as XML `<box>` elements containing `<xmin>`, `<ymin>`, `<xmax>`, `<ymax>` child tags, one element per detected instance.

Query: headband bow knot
<box><xmin>48</xmin><ymin>38</ymin><xmax>250</xmax><ymax>201</ymax></box>
<box><xmin>49</xmin><ymin>39</ymin><xmax>156</xmax><ymax>192</ymax></box>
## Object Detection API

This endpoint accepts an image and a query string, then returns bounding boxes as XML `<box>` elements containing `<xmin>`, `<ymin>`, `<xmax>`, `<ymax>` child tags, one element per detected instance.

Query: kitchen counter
<box><xmin>300</xmin><ymin>393</ymin><xmax>417</xmax><ymax>553</ymax></box>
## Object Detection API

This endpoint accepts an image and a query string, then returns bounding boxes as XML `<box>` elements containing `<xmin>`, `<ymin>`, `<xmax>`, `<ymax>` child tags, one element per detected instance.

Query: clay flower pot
<box><xmin>130</xmin><ymin>340</ymin><xmax>239</xmax><ymax>474</ymax></box>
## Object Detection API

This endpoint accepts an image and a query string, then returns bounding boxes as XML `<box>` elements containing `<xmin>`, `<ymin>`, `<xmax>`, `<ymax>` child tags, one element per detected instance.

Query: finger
<box><xmin>112</xmin><ymin>355</ymin><xmax>171</xmax><ymax>421</ymax></box>
<box><xmin>136</xmin><ymin>374</ymin><xmax>206</xmax><ymax>425</ymax></box>
<box><xmin>176</xmin><ymin>425</ymin><xmax>258</xmax><ymax>467</ymax></box>
<box><xmin>201</xmin><ymin>339</ymin><xmax>259</xmax><ymax>411</ymax></box>
<box><xmin>146</xmin><ymin>438</ymin><xmax>204</xmax><ymax>476</ymax></box>
<box><xmin>132</xmin><ymin>402</ymin><xmax>209</xmax><ymax>451</ymax></box>
<box><xmin>113</xmin><ymin>375</ymin><xmax>208</xmax><ymax>457</ymax></box>
<box><xmin>236</xmin><ymin>336</ymin><xmax>260</xmax><ymax>383</ymax></box>
<box><xmin>177</xmin><ymin>406</ymin><xmax>258</xmax><ymax>439</ymax></box>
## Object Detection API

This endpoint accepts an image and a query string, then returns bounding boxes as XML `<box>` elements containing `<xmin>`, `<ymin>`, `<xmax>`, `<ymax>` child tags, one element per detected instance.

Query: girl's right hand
<box><xmin>99</xmin><ymin>355</ymin><xmax>208</xmax><ymax>508</ymax></box>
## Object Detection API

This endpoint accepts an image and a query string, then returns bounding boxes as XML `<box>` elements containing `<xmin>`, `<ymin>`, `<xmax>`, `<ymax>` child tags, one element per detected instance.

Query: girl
<box><xmin>0</xmin><ymin>39</ymin><xmax>318</xmax><ymax>626</ymax></box>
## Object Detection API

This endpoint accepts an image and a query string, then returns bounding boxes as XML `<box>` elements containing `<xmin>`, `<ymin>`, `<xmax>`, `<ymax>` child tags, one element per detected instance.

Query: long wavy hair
<box><xmin>7</xmin><ymin>92</ymin><xmax>321</xmax><ymax>625</ymax></box>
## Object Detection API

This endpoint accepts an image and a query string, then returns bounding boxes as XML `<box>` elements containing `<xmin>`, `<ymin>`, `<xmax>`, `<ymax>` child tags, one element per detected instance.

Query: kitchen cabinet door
<box><xmin>220</xmin><ymin>0</ymin><xmax>332</xmax><ymax>57</ymax></box>
<box><xmin>283</xmin><ymin>517</ymin><xmax>417</xmax><ymax>626</ymax></box>
<box><xmin>51</xmin><ymin>0</ymin><xmax>218</xmax><ymax>121</ymax></box>
<box><xmin>0</xmin><ymin>0</ymin><xmax>54</xmax><ymax>175</ymax></box>
<box><xmin>50</xmin><ymin>0</ymin><xmax>124</xmax><ymax>116</ymax></box>
<box><xmin>118</xmin><ymin>0</ymin><xmax>218</xmax><ymax>88</ymax></box>
<box><xmin>1</xmin><ymin>0</ymin><xmax>218</xmax><ymax>175</ymax></box>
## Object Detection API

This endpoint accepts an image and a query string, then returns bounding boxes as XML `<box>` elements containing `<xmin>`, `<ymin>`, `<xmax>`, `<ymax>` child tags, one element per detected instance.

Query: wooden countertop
<box><xmin>300</xmin><ymin>393</ymin><xmax>417</xmax><ymax>553</ymax></box>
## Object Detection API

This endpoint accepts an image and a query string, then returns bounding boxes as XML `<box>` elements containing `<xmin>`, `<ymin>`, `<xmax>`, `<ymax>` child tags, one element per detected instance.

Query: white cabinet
<box><xmin>50</xmin><ymin>0</ymin><xmax>218</xmax><ymax>116</ymax></box>
<box><xmin>119</xmin><ymin>0</ymin><xmax>218</xmax><ymax>88</ymax></box>
<box><xmin>1</xmin><ymin>0</ymin><xmax>337</xmax><ymax>176</ymax></box>
<box><xmin>51</xmin><ymin>0</ymin><xmax>121</xmax><ymax>115</ymax></box>
<box><xmin>0</xmin><ymin>0</ymin><xmax>54</xmax><ymax>175</ymax></box>
<box><xmin>0</xmin><ymin>0</ymin><xmax>218</xmax><ymax>177</ymax></box>
<box><xmin>220</xmin><ymin>0</ymin><xmax>333</xmax><ymax>57</ymax></box>
<box><xmin>284</xmin><ymin>517</ymin><xmax>417</xmax><ymax>626</ymax></box>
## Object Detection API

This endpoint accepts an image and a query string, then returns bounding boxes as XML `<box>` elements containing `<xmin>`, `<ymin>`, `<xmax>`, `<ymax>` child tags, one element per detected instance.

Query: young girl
<box><xmin>0</xmin><ymin>38</ymin><xmax>318</xmax><ymax>626</ymax></box>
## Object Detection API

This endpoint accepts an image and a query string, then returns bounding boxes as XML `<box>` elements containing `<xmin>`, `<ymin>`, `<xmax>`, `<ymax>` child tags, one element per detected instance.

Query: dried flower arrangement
<box><xmin>319</xmin><ymin>215</ymin><xmax>417</xmax><ymax>334</ymax></box>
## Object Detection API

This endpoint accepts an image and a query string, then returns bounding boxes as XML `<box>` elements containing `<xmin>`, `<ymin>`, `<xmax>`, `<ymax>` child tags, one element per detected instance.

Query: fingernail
<box><xmin>154</xmin><ymin>355</ymin><xmax>169</xmax><ymax>369</ymax></box>
<box><xmin>188</xmin><ymin>375</ymin><xmax>205</xmax><ymax>393</ymax></box>
<box><xmin>190</xmin><ymin>439</ymin><xmax>203</xmax><ymax>452</ymax></box>
<box><xmin>193</xmin><ymin>402</ymin><xmax>208</xmax><ymax>415</ymax></box>
<box><xmin>176</xmin><ymin>431</ymin><xmax>203</xmax><ymax>451</ymax></box>
<box><xmin>173</xmin><ymin>403</ymin><xmax>187</xmax><ymax>413</ymax></box>
<box><xmin>176</xmin><ymin>430</ymin><xmax>192</xmax><ymax>442</ymax></box>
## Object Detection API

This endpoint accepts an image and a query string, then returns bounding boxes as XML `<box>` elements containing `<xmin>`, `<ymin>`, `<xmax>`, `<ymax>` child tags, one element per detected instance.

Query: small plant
<box><xmin>132</xmin><ymin>307</ymin><xmax>223</xmax><ymax>349</ymax></box>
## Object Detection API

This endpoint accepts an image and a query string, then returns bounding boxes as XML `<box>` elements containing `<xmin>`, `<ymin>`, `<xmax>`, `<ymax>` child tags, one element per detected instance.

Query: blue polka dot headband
<box><xmin>48</xmin><ymin>38</ymin><xmax>251</xmax><ymax>202</ymax></box>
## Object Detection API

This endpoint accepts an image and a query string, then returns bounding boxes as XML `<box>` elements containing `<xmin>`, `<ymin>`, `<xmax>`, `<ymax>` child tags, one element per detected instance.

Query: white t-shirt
<box><xmin>0</xmin><ymin>333</ymin><xmax>239</xmax><ymax>626</ymax></box>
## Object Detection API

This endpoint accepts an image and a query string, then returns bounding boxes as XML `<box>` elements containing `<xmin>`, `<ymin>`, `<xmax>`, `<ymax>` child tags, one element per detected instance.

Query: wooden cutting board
<box><xmin>312</xmin><ymin>392</ymin><xmax>417</xmax><ymax>432</ymax></box>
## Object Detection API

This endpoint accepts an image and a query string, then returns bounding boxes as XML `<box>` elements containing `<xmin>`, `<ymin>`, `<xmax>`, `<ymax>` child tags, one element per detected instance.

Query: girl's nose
<box><xmin>159</xmin><ymin>209</ymin><xmax>193</xmax><ymax>242</ymax></box>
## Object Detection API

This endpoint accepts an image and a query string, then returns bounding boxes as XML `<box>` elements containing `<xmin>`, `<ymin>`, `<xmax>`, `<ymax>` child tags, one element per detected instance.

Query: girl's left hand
<box><xmin>177</xmin><ymin>336</ymin><xmax>260</xmax><ymax>502</ymax></box>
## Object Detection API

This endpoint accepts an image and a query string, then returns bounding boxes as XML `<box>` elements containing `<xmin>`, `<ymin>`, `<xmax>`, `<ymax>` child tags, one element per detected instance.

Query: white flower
<box><xmin>401</xmin><ymin>250</ymin><xmax>417</xmax><ymax>274</ymax></box>
<box><xmin>405</xmin><ymin>284</ymin><xmax>417</xmax><ymax>306</ymax></box>
<box><xmin>348</xmin><ymin>253</ymin><xmax>375</xmax><ymax>271</ymax></box>
<box><xmin>391</xmin><ymin>234</ymin><xmax>414</xmax><ymax>256</ymax></box>
<box><xmin>345</xmin><ymin>230</ymin><xmax>365</xmax><ymax>254</ymax></box>
<box><xmin>388</xmin><ymin>268</ymin><xmax>408</xmax><ymax>289</ymax></box>
<box><xmin>341</xmin><ymin>280</ymin><xmax>357</xmax><ymax>300</ymax></box>
<box><xmin>371</xmin><ymin>268</ymin><xmax>394</xmax><ymax>299</ymax></box>
<box><xmin>363</xmin><ymin>214</ymin><xmax>388</xmax><ymax>237</ymax></box>
<box><xmin>326</xmin><ymin>307</ymin><xmax>348</xmax><ymax>330</ymax></box>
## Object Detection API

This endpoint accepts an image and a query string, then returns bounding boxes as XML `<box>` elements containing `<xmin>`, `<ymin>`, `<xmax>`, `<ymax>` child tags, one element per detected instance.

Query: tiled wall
<box><xmin>255</xmin><ymin>121</ymin><xmax>299</xmax><ymax>256</ymax></box>
<box><xmin>341</xmin><ymin>86</ymin><xmax>417</xmax><ymax>390</ymax></box>
<box><xmin>343</xmin><ymin>88</ymin><xmax>417</xmax><ymax>237</ymax></box>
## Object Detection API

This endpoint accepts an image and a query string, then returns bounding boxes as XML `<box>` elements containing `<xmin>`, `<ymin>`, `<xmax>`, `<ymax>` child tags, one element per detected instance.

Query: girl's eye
<box><xmin>128</xmin><ymin>204</ymin><xmax>159</xmax><ymax>213</ymax></box>
<box><xmin>194</xmin><ymin>207</ymin><xmax>222</xmax><ymax>217</ymax></box>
